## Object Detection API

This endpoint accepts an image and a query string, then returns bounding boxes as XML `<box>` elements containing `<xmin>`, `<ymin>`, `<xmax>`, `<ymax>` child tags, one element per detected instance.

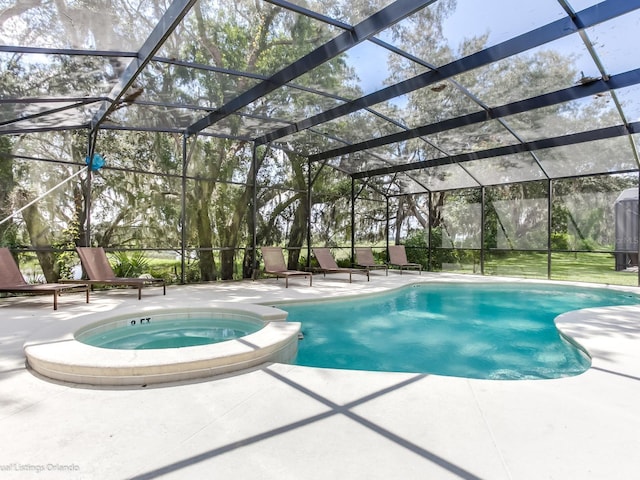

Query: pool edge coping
<box><xmin>22</xmin><ymin>276</ymin><xmax>640</xmax><ymax>385</ymax></box>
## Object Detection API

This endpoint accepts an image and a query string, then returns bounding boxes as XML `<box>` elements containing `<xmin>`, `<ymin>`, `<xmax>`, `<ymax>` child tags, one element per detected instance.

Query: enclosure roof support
<box><xmin>353</xmin><ymin>122</ymin><xmax>640</xmax><ymax>180</ymax></box>
<box><xmin>314</xmin><ymin>67</ymin><xmax>640</xmax><ymax>165</ymax></box>
<box><xmin>186</xmin><ymin>0</ymin><xmax>437</xmax><ymax>136</ymax></box>
<box><xmin>89</xmin><ymin>0</ymin><xmax>198</xmax><ymax>133</ymax></box>
<box><xmin>0</xmin><ymin>100</ymin><xmax>100</xmax><ymax>129</ymax></box>
<box><xmin>0</xmin><ymin>45</ymin><xmax>136</xmax><ymax>57</ymax></box>
<box><xmin>264</xmin><ymin>0</ymin><xmax>351</xmax><ymax>29</ymax></box>
<box><xmin>255</xmin><ymin>0</ymin><xmax>640</xmax><ymax>147</ymax></box>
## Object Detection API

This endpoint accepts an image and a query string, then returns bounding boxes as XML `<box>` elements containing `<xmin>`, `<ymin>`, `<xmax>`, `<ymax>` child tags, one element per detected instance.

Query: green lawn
<box><xmin>478</xmin><ymin>252</ymin><xmax>639</xmax><ymax>286</ymax></box>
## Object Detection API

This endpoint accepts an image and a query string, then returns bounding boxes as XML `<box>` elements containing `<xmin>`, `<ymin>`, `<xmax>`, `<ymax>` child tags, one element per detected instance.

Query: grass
<box><xmin>479</xmin><ymin>252</ymin><xmax>638</xmax><ymax>286</ymax></box>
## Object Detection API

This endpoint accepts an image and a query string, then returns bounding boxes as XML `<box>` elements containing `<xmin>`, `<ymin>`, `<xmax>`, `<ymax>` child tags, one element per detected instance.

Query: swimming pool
<box><xmin>280</xmin><ymin>283</ymin><xmax>640</xmax><ymax>380</ymax></box>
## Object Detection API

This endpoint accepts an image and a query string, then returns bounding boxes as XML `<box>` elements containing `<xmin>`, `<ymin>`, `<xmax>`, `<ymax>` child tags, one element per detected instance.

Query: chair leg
<box><xmin>53</xmin><ymin>291</ymin><xmax>58</xmax><ymax>310</ymax></box>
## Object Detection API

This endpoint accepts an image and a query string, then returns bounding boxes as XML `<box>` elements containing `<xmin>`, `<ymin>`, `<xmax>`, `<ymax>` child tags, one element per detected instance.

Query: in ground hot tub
<box><xmin>77</xmin><ymin>313</ymin><xmax>266</xmax><ymax>350</ymax></box>
<box><xmin>24</xmin><ymin>303</ymin><xmax>300</xmax><ymax>386</ymax></box>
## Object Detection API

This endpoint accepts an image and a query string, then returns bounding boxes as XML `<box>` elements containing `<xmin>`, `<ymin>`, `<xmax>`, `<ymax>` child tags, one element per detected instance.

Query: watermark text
<box><xmin>0</xmin><ymin>463</ymin><xmax>81</xmax><ymax>474</ymax></box>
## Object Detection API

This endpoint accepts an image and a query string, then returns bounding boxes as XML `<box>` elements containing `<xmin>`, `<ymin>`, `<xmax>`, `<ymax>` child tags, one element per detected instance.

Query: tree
<box><xmin>0</xmin><ymin>136</ymin><xmax>17</xmax><ymax>246</ymax></box>
<box><xmin>172</xmin><ymin>0</ymin><xmax>360</xmax><ymax>279</ymax></box>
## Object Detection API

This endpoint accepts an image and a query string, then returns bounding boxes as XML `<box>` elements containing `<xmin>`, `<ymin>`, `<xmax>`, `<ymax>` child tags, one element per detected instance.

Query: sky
<box><xmin>346</xmin><ymin>0</ymin><xmax>640</xmax><ymax>122</ymax></box>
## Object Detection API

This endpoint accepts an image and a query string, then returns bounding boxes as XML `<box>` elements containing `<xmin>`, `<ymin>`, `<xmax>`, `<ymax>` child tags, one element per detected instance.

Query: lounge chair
<box><xmin>62</xmin><ymin>247</ymin><xmax>166</xmax><ymax>299</ymax></box>
<box><xmin>355</xmin><ymin>247</ymin><xmax>388</xmax><ymax>275</ymax></box>
<box><xmin>0</xmin><ymin>248</ymin><xmax>90</xmax><ymax>310</ymax></box>
<box><xmin>312</xmin><ymin>247</ymin><xmax>369</xmax><ymax>282</ymax></box>
<box><xmin>388</xmin><ymin>245</ymin><xmax>422</xmax><ymax>274</ymax></box>
<box><xmin>260</xmin><ymin>247</ymin><xmax>312</xmax><ymax>287</ymax></box>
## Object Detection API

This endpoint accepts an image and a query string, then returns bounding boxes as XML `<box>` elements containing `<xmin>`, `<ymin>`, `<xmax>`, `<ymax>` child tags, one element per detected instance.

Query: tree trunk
<box><xmin>21</xmin><ymin>201</ymin><xmax>58</xmax><ymax>282</ymax></box>
<box><xmin>285</xmin><ymin>155</ymin><xmax>309</xmax><ymax>269</ymax></box>
<box><xmin>407</xmin><ymin>195</ymin><xmax>429</xmax><ymax>229</ymax></box>
<box><xmin>0</xmin><ymin>138</ymin><xmax>15</xmax><ymax>244</ymax></box>
<box><xmin>242</xmin><ymin>247</ymin><xmax>254</xmax><ymax>279</ymax></box>
<box><xmin>287</xmin><ymin>198</ymin><xmax>308</xmax><ymax>269</ymax></box>
<box><xmin>75</xmin><ymin>169</ymin><xmax>91</xmax><ymax>247</ymax></box>
<box><xmin>195</xmin><ymin>184</ymin><xmax>217</xmax><ymax>281</ymax></box>
<box><xmin>217</xmin><ymin>143</ymin><xmax>254</xmax><ymax>280</ymax></box>
<box><xmin>220</xmin><ymin>248</ymin><xmax>235</xmax><ymax>280</ymax></box>
<box><xmin>430</xmin><ymin>192</ymin><xmax>445</xmax><ymax>229</ymax></box>
<box><xmin>394</xmin><ymin>197</ymin><xmax>405</xmax><ymax>244</ymax></box>
<box><xmin>219</xmin><ymin>184</ymin><xmax>251</xmax><ymax>279</ymax></box>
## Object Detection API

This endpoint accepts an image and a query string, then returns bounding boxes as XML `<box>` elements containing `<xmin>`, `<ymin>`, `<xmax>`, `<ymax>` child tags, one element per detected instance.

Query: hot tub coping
<box><xmin>24</xmin><ymin>302</ymin><xmax>299</xmax><ymax>386</ymax></box>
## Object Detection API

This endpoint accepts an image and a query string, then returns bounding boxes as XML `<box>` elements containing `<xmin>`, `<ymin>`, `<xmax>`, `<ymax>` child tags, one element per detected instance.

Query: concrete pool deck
<box><xmin>1</xmin><ymin>273</ymin><xmax>639</xmax><ymax>479</ymax></box>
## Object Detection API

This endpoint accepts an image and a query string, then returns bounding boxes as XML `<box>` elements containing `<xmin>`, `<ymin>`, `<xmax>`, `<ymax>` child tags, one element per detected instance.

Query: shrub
<box><xmin>426</xmin><ymin>228</ymin><xmax>458</xmax><ymax>269</ymax></box>
<box><xmin>110</xmin><ymin>250</ymin><xmax>151</xmax><ymax>278</ymax></box>
<box><xmin>53</xmin><ymin>221</ymin><xmax>80</xmax><ymax>280</ymax></box>
<box><xmin>404</xmin><ymin>231</ymin><xmax>429</xmax><ymax>267</ymax></box>
<box><xmin>551</xmin><ymin>233</ymin><xmax>570</xmax><ymax>251</ymax></box>
<box><xmin>577</xmin><ymin>238</ymin><xmax>602</xmax><ymax>252</ymax></box>
<box><xmin>184</xmin><ymin>260</ymin><xmax>201</xmax><ymax>282</ymax></box>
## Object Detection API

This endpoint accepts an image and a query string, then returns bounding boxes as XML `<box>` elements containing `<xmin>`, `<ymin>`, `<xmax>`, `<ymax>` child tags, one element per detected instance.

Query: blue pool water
<box><xmin>78</xmin><ymin>317</ymin><xmax>263</xmax><ymax>350</ymax></box>
<box><xmin>280</xmin><ymin>283</ymin><xmax>640</xmax><ymax>380</ymax></box>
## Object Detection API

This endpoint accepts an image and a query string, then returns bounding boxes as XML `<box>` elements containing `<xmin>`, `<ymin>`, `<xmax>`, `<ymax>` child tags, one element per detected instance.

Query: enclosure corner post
<box><xmin>180</xmin><ymin>134</ymin><xmax>189</xmax><ymax>285</ymax></box>
<box><xmin>306</xmin><ymin>157</ymin><xmax>312</xmax><ymax>269</ymax></box>
<box><xmin>385</xmin><ymin>196</ymin><xmax>390</xmax><ymax>262</ymax></box>
<box><xmin>351</xmin><ymin>177</ymin><xmax>356</xmax><ymax>264</ymax></box>
<box><xmin>427</xmin><ymin>191</ymin><xmax>432</xmax><ymax>272</ymax></box>
<box><xmin>548</xmin><ymin>179</ymin><xmax>553</xmax><ymax>280</ymax></box>
<box><xmin>480</xmin><ymin>186</ymin><xmax>485</xmax><ymax>276</ymax></box>
<box><xmin>84</xmin><ymin>129</ymin><xmax>98</xmax><ymax>247</ymax></box>
<box><xmin>251</xmin><ymin>142</ymin><xmax>259</xmax><ymax>279</ymax></box>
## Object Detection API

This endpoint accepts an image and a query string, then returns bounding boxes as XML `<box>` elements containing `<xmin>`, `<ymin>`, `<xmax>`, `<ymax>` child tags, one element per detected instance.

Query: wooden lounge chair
<box><xmin>260</xmin><ymin>247</ymin><xmax>312</xmax><ymax>287</ymax></box>
<box><xmin>62</xmin><ymin>247</ymin><xmax>166</xmax><ymax>300</ymax></box>
<box><xmin>312</xmin><ymin>247</ymin><xmax>369</xmax><ymax>282</ymax></box>
<box><xmin>355</xmin><ymin>247</ymin><xmax>388</xmax><ymax>275</ymax></box>
<box><xmin>0</xmin><ymin>248</ymin><xmax>89</xmax><ymax>310</ymax></box>
<box><xmin>388</xmin><ymin>245</ymin><xmax>422</xmax><ymax>274</ymax></box>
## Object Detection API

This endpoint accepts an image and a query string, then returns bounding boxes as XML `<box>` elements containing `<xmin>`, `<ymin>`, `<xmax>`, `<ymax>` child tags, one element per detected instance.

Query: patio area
<box><xmin>1</xmin><ymin>273</ymin><xmax>639</xmax><ymax>479</ymax></box>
